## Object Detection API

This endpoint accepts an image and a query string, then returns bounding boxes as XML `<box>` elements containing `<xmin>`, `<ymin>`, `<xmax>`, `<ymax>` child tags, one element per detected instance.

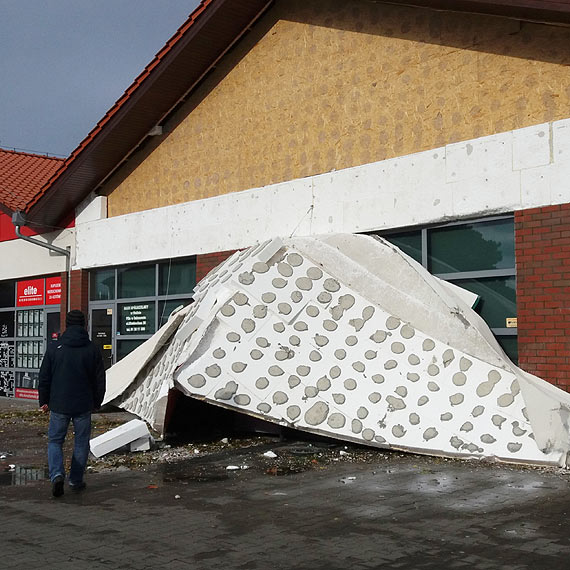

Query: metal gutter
<box><xmin>12</xmin><ymin>211</ymin><xmax>71</xmax><ymax>311</ymax></box>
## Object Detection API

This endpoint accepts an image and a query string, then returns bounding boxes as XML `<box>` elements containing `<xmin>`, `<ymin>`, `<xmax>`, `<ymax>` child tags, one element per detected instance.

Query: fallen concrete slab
<box><xmin>90</xmin><ymin>419</ymin><xmax>150</xmax><ymax>458</ymax></box>
<box><xmin>102</xmin><ymin>234</ymin><xmax>570</xmax><ymax>467</ymax></box>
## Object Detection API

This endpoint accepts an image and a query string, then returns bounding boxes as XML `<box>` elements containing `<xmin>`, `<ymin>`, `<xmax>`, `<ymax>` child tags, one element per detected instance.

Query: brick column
<box><xmin>196</xmin><ymin>250</ymin><xmax>237</xmax><ymax>283</ymax></box>
<box><xmin>515</xmin><ymin>204</ymin><xmax>570</xmax><ymax>392</ymax></box>
<box><xmin>60</xmin><ymin>269</ymin><xmax>89</xmax><ymax>331</ymax></box>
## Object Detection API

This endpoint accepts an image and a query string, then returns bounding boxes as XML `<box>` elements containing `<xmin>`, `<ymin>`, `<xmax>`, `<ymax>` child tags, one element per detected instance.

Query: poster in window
<box><xmin>0</xmin><ymin>311</ymin><xmax>14</xmax><ymax>338</ymax></box>
<box><xmin>118</xmin><ymin>303</ymin><xmax>155</xmax><ymax>335</ymax></box>
<box><xmin>15</xmin><ymin>371</ymin><xmax>39</xmax><ymax>400</ymax></box>
<box><xmin>0</xmin><ymin>341</ymin><xmax>15</xmax><ymax>368</ymax></box>
<box><xmin>0</xmin><ymin>370</ymin><xmax>14</xmax><ymax>398</ymax></box>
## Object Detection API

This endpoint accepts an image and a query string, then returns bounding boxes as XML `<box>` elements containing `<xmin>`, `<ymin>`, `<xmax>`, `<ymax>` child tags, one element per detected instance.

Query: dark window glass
<box><xmin>118</xmin><ymin>302</ymin><xmax>155</xmax><ymax>336</ymax></box>
<box><xmin>159</xmin><ymin>258</ymin><xmax>196</xmax><ymax>296</ymax></box>
<box><xmin>383</xmin><ymin>231</ymin><xmax>422</xmax><ymax>264</ymax></box>
<box><xmin>117</xmin><ymin>264</ymin><xmax>155</xmax><ymax>298</ymax></box>
<box><xmin>0</xmin><ymin>281</ymin><xmax>15</xmax><ymax>307</ymax></box>
<box><xmin>90</xmin><ymin>269</ymin><xmax>115</xmax><ymax>301</ymax></box>
<box><xmin>117</xmin><ymin>339</ymin><xmax>146</xmax><ymax>361</ymax></box>
<box><xmin>158</xmin><ymin>299</ymin><xmax>192</xmax><ymax>328</ymax></box>
<box><xmin>496</xmin><ymin>336</ymin><xmax>518</xmax><ymax>365</ymax></box>
<box><xmin>428</xmin><ymin>219</ymin><xmax>514</xmax><ymax>274</ymax></box>
<box><xmin>0</xmin><ymin>311</ymin><xmax>15</xmax><ymax>338</ymax></box>
<box><xmin>452</xmin><ymin>277</ymin><xmax>516</xmax><ymax>329</ymax></box>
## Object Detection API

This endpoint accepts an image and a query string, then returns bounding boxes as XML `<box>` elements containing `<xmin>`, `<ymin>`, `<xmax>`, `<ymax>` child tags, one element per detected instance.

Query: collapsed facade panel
<box><xmin>103</xmin><ymin>235</ymin><xmax>570</xmax><ymax>468</ymax></box>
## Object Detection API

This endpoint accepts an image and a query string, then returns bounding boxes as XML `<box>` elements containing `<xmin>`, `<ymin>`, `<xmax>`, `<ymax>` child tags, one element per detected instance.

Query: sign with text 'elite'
<box><xmin>17</xmin><ymin>279</ymin><xmax>44</xmax><ymax>306</ymax></box>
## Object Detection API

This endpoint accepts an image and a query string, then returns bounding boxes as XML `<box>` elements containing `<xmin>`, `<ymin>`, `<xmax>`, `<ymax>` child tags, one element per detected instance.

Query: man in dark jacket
<box><xmin>39</xmin><ymin>310</ymin><xmax>106</xmax><ymax>497</ymax></box>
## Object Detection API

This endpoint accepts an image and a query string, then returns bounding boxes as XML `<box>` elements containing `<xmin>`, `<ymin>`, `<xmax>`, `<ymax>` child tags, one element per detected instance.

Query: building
<box><xmin>1</xmin><ymin>0</ymin><xmax>569</xmax><ymax>400</ymax></box>
<box><xmin>0</xmin><ymin>149</ymin><xmax>71</xmax><ymax>399</ymax></box>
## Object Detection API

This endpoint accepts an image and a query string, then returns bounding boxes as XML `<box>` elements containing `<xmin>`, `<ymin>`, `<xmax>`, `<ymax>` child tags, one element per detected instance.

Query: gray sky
<box><xmin>0</xmin><ymin>0</ymin><xmax>200</xmax><ymax>157</ymax></box>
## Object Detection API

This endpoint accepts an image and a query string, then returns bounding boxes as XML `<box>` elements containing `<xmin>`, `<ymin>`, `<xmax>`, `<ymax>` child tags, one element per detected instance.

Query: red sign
<box><xmin>15</xmin><ymin>388</ymin><xmax>39</xmax><ymax>400</ymax></box>
<box><xmin>45</xmin><ymin>276</ymin><xmax>62</xmax><ymax>305</ymax></box>
<box><xmin>17</xmin><ymin>279</ymin><xmax>45</xmax><ymax>306</ymax></box>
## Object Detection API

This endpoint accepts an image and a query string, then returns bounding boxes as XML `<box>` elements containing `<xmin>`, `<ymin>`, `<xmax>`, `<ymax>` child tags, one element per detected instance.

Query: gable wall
<box><xmin>106</xmin><ymin>0</ymin><xmax>570</xmax><ymax>218</ymax></box>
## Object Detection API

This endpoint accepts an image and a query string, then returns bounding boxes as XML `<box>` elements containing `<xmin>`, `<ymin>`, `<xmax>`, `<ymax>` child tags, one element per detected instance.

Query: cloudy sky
<box><xmin>0</xmin><ymin>0</ymin><xmax>201</xmax><ymax>157</ymax></box>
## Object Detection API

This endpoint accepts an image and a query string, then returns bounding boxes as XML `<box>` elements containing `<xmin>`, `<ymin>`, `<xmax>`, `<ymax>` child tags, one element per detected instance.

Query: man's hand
<box><xmin>40</xmin><ymin>404</ymin><xmax>49</xmax><ymax>413</ymax></box>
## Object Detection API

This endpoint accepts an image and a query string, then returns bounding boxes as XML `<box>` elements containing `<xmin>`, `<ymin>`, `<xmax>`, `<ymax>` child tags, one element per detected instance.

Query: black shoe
<box><xmin>70</xmin><ymin>482</ymin><xmax>86</xmax><ymax>492</ymax></box>
<box><xmin>52</xmin><ymin>475</ymin><xmax>64</xmax><ymax>497</ymax></box>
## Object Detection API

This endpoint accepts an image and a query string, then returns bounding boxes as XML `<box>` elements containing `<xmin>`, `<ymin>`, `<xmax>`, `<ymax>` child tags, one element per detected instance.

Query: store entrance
<box><xmin>91</xmin><ymin>307</ymin><xmax>114</xmax><ymax>370</ymax></box>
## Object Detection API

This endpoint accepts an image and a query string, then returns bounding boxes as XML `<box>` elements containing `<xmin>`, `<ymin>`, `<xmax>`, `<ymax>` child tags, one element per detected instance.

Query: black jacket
<box><xmin>38</xmin><ymin>326</ymin><xmax>106</xmax><ymax>415</ymax></box>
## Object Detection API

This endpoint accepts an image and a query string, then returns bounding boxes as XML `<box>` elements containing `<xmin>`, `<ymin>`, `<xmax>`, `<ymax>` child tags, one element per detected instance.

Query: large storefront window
<box><xmin>89</xmin><ymin>256</ymin><xmax>196</xmax><ymax>367</ymax></box>
<box><xmin>0</xmin><ymin>276</ymin><xmax>62</xmax><ymax>400</ymax></box>
<box><xmin>378</xmin><ymin>216</ymin><xmax>518</xmax><ymax>363</ymax></box>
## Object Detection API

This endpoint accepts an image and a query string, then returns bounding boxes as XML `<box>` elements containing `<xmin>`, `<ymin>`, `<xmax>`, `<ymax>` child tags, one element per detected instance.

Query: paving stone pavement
<box><xmin>1</xmin><ymin>397</ymin><xmax>569</xmax><ymax>569</ymax></box>
<box><xmin>1</xmin><ymin>451</ymin><xmax>570</xmax><ymax>570</ymax></box>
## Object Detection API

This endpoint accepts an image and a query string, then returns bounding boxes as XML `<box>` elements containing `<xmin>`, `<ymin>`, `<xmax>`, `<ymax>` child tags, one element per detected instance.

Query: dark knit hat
<box><xmin>66</xmin><ymin>310</ymin><xmax>86</xmax><ymax>328</ymax></box>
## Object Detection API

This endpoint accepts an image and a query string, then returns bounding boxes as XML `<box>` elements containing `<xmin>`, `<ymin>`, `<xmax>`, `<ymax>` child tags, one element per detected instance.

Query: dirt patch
<box><xmin>2</xmin><ymin>404</ymin><xmax>570</xmax><ymax>485</ymax></box>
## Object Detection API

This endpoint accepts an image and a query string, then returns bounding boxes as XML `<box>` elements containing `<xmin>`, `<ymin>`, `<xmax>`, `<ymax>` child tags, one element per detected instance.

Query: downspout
<box><xmin>11</xmin><ymin>211</ymin><xmax>72</xmax><ymax>312</ymax></box>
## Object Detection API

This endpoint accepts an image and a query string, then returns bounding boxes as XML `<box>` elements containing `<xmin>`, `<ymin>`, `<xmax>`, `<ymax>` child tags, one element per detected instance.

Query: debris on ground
<box><xmin>90</xmin><ymin>419</ymin><xmax>151</xmax><ymax>458</ymax></box>
<box><xmin>2</xmin><ymin>406</ymin><xmax>570</xmax><ymax>485</ymax></box>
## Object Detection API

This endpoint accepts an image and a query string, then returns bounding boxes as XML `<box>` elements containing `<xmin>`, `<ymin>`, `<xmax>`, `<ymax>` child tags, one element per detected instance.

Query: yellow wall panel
<box><xmin>107</xmin><ymin>0</ymin><xmax>570</xmax><ymax>217</ymax></box>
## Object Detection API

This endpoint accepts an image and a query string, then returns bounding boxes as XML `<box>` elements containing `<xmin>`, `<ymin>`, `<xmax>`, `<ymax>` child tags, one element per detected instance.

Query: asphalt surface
<box><xmin>1</xmin><ymin>397</ymin><xmax>570</xmax><ymax>570</ymax></box>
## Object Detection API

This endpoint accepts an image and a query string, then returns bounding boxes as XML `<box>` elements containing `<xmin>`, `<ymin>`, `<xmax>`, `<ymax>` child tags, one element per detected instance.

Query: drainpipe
<box><xmin>11</xmin><ymin>211</ymin><xmax>72</xmax><ymax>312</ymax></box>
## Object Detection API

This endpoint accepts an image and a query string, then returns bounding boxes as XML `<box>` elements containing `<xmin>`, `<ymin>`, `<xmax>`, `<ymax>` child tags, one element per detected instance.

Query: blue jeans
<box><xmin>47</xmin><ymin>411</ymin><xmax>92</xmax><ymax>485</ymax></box>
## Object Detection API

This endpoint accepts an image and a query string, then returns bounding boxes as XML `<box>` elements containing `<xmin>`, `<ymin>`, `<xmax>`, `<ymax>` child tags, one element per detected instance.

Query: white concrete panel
<box><xmin>521</xmin><ymin>165</ymin><xmax>552</xmax><ymax>209</ymax></box>
<box><xmin>0</xmin><ymin>229</ymin><xmax>74</xmax><ymax>281</ymax></box>
<box><xmin>75</xmin><ymin>118</ymin><xmax>570</xmax><ymax>270</ymax></box>
<box><xmin>445</xmin><ymin>133</ymin><xmax>512</xmax><ymax>184</ymax></box>
<box><xmin>512</xmin><ymin>123</ymin><xmax>551</xmax><ymax>171</ymax></box>
<box><xmin>450</xmin><ymin>170</ymin><xmax>522</xmax><ymax>218</ymax></box>
<box><xmin>553</xmin><ymin>118</ymin><xmax>570</xmax><ymax>160</ymax></box>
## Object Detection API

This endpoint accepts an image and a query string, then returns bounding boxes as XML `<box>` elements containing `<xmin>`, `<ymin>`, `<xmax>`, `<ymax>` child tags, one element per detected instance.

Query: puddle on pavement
<box><xmin>0</xmin><ymin>465</ymin><xmax>48</xmax><ymax>486</ymax></box>
<box><xmin>162</xmin><ymin>470</ymin><xmax>230</xmax><ymax>483</ymax></box>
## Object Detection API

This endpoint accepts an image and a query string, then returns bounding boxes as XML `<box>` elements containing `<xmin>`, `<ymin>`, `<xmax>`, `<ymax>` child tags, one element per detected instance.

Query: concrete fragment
<box><xmin>90</xmin><ymin>419</ymin><xmax>150</xmax><ymax>458</ymax></box>
<box><xmin>130</xmin><ymin>436</ymin><xmax>151</xmax><ymax>452</ymax></box>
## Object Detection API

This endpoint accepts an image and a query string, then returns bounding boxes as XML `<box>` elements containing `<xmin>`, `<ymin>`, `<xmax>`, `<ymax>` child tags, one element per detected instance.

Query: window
<box><xmin>0</xmin><ymin>280</ymin><xmax>15</xmax><ymax>307</ymax></box>
<box><xmin>158</xmin><ymin>298</ymin><xmax>192</xmax><ymax>328</ymax></box>
<box><xmin>380</xmin><ymin>216</ymin><xmax>517</xmax><ymax>363</ymax></box>
<box><xmin>116</xmin><ymin>339</ymin><xmax>146</xmax><ymax>361</ymax></box>
<box><xmin>90</xmin><ymin>269</ymin><xmax>115</xmax><ymax>301</ymax></box>
<box><xmin>117</xmin><ymin>264</ymin><xmax>155</xmax><ymax>299</ymax></box>
<box><xmin>159</xmin><ymin>259</ymin><xmax>196</xmax><ymax>296</ymax></box>
<box><xmin>428</xmin><ymin>218</ymin><xmax>515</xmax><ymax>274</ymax></box>
<box><xmin>89</xmin><ymin>256</ymin><xmax>196</xmax><ymax>363</ymax></box>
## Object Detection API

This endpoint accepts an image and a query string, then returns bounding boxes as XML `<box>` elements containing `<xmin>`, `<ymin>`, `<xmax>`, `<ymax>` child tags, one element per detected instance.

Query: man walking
<box><xmin>39</xmin><ymin>310</ymin><xmax>106</xmax><ymax>497</ymax></box>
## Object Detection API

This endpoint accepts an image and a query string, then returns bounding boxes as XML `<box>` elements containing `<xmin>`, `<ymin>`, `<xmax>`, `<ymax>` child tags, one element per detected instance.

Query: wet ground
<box><xmin>1</xmin><ymin>397</ymin><xmax>570</xmax><ymax>569</ymax></box>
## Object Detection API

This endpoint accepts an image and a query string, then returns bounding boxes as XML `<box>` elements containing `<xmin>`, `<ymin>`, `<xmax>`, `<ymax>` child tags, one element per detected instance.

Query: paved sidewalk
<box><xmin>1</xmin><ymin>397</ymin><xmax>570</xmax><ymax>569</ymax></box>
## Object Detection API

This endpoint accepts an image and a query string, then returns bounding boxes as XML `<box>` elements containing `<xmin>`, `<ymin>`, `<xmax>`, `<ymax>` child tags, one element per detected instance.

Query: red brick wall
<box><xmin>60</xmin><ymin>269</ymin><xmax>89</xmax><ymax>331</ymax></box>
<box><xmin>515</xmin><ymin>204</ymin><xmax>570</xmax><ymax>392</ymax></box>
<box><xmin>196</xmin><ymin>250</ymin><xmax>237</xmax><ymax>283</ymax></box>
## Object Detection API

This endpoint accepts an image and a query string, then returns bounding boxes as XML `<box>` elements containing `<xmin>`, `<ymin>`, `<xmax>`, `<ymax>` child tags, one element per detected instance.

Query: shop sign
<box><xmin>15</xmin><ymin>388</ymin><xmax>39</xmax><ymax>400</ymax></box>
<box><xmin>17</xmin><ymin>278</ymin><xmax>45</xmax><ymax>306</ymax></box>
<box><xmin>46</xmin><ymin>276</ymin><xmax>62</xmax><ymax>305</ymax></box>
<box><xmin>120</xmin><ymin>304</ymin><xmax>153</xmax><ymax>335</ymax></box>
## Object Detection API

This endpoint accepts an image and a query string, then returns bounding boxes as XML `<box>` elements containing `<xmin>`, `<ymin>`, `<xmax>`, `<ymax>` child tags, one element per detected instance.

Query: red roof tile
<box><xmin>0</xmin><ymin>149</ymin><xmax>64</xmax><ymax>213</ymax></box>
